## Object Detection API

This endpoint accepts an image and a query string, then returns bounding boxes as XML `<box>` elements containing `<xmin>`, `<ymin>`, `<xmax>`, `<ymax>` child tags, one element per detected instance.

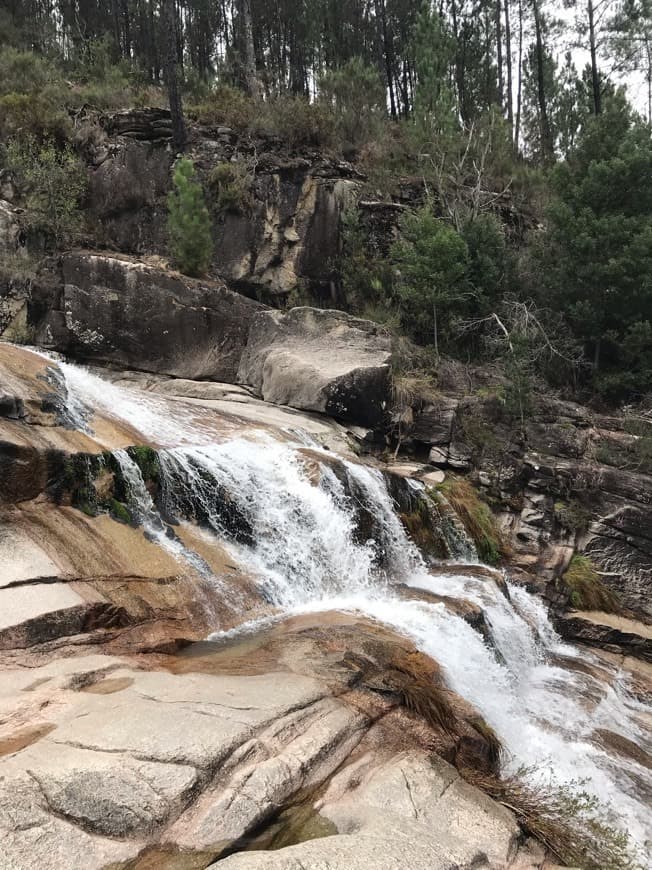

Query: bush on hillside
<box><xmin>0</xmin><ymin>48</ymin><xmax>70</xmax><ymax>140</ymax></box>
<box><xmin>319</xmin><ymin>57</ymin><xmax>384</xmax><ymax>146</ymax></box>
<box><xmin>391</xmin><ymin>206</ymin><xmax>470</xmax><ymax>349</ymax></box>
<box><xmin>5</xmin><ymin>136</ymin><xmax>87</xmax><ymax>247</ymax></box>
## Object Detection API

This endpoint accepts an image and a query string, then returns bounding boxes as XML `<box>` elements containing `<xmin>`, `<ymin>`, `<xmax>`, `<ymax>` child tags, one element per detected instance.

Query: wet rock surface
<box><xmin>0</xmin><ymin>343</ymin><xmax>650</xmax><ymax>868</ymax></box>
<box><xmin>403</xmin><ymin>384</ymin><xmax>652</xmax><ymax>625</ymax></box>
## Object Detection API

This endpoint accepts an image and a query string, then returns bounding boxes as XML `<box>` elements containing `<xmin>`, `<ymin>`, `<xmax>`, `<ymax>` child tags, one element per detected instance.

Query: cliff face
<box><xmin>401</xmin><ymin>376</ymin><xmax>652</xmax><ymax>639</ymax></box>
<box><xmin>76</xmin><ymin>108</ymin><xmax>362</xmax><ymax>301</ymax></box>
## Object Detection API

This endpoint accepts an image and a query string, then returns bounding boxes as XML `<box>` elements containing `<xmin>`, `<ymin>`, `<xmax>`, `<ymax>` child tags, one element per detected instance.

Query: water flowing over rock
<box><xmin>0</xmin><ymin>344</ymin><xmax>651</xmax><ymax>869</ymax></box>
<box><xmin>406</xmin><ymin>386</ymin><xmax>652</xmax><ymax>622</ymax></box>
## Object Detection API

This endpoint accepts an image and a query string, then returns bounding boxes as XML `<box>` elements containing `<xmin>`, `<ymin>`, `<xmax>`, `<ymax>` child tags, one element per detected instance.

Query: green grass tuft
<box><xmin>563</xmin><ymin>555</ymin><xmax>620</xmax><ymax>613</ymax></box>
<box><xmin>437</xmin><ymin>477</ymin><xmax>506</xmax><ymax>565</ymax></box>
<box><xmin>108</xmin><ymin>498</ymin><xmax>132</xmax><ymax>524</ymax></box>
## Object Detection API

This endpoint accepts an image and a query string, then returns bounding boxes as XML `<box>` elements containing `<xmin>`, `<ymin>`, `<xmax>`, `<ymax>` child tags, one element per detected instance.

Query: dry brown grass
<box><xmin>344</xmin><ymin>647</ymin><xmax>458</xmax><ymax>735</ymax></box>
<box><xmin>465</xmin><ymin>769</ymin><xmax>640</xmax><ymax>870</ymax></box>
<box><xmin>391</xmin><ymin>373</ymin><xmax>440</xmax><ymax>411</ymax></box>
<box><xmin>468</xmin><ymin>717</ymin><xmax>503</xmax><ymax>768</ymax></box>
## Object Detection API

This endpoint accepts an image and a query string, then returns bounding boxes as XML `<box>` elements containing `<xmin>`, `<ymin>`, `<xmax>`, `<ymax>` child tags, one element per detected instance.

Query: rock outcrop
<box><xmin>0</xmin><ymin>617</ymin><xmax>540</xmax><ymax>870</ymax></box>
<box><xmin>558</xmin><ymin>610</ymin><xmax>652</xmax><ymax>662</ymax></box>
<box><xmin>33</xmin><ymin>252</ymin><xmax>266</xmax><ymax>381</ymax></box>
<box><xmin>72</xmin><ymin>109</ymin><xmax>362</xmax><ymax>299</ymax></box>
<box><xmin>0</xmin><ymin>199</ymin><xmax>23</xmax><ymax>253</ymax></box>
<box><xmin>238</xmin><ymin>307</ymin><xmax>392</xmax><ymax>428</ymax></box>
<box><xmin>401</xmin><ymin>380</ymin><xmax>652</xmax><ymax>624</ymax></box>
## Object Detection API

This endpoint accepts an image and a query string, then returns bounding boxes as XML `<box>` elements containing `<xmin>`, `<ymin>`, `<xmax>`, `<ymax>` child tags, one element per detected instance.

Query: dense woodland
<box><xmin>1</xmin><ymin>0</ymin><xmax>651</xmax><ymax>405</ymax></box>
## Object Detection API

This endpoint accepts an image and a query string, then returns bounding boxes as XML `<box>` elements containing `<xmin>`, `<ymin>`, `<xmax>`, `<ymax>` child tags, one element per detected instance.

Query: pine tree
<box><xmin>413</xmin><ymin>2</ymin><xmax>457</xmax><ymax>137</ymax></box>
<box><xmin>167</xmin><ymin>158</ymin><xmax>213</xmax><ymax>277</ymax></box>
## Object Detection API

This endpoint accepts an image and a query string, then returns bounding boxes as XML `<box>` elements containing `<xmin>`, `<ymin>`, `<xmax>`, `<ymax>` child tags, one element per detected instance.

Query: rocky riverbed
<box><xmin>0</xmin><ymin>341</ymin><xmax>651</xmax><ymax>869</ymax></box>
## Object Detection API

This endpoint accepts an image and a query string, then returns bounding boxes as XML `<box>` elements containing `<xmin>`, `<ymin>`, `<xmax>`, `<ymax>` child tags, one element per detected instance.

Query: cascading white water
<box><xmin>53</xmin><ymin>354</ymin><xmax>652</xmax><ymax>855</ymax></box>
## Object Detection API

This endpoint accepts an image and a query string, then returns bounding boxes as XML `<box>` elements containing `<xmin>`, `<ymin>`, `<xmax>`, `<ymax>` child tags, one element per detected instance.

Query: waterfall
<box><xmin>112</xmin><ymin>448</ymin><xmax>213</xmax><ymax>579</ymax></box>
<box><xmin>49</xmin><ymin>353</ymin><xmax>652</xmax><ymax>853</ymax></box>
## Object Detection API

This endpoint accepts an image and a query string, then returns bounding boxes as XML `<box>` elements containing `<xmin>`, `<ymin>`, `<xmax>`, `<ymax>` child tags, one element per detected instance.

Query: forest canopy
<box><xmin>1</xmin><ymin>0</ymin><xmax>651</xmax><ymax>403</ymax></box>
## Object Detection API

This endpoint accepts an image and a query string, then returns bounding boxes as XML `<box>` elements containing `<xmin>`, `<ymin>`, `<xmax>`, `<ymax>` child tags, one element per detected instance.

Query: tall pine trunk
<box><xmin>532</xmin><ymin>0</ymin><xmax>553</xmax><ymax>160</ymax></box>
<box><xmin>515</xmin><ymin>0</ymin><xmax>523</xmax><ymax>146</ymax></box>
<box><xmin>496</xmin><ymin>0</ymin><xmax>504</xmax><ymax>110</ymax></box>
<box><xmin>162</xmin><ymin>0</ymin><xmax>186</xmax><ymax>152</ymax></box>
<box><xmin>504</xmin><ymin>0</ymin><xmax>514</xmax><ymax>138</ymax></box>
<box><xmin>587</xmin><ymin>0</ymin><xmax>602</xmax><ymax>114</ymax></box>
<box><xmin>240</xmin><ymin>0</ymin><xmax>262</xmax><ymax>99</ymax></box>
<box><xmin>376</xmin><ymin>0</ymin><xmax>397</xmax><ymax>119</ymax></box>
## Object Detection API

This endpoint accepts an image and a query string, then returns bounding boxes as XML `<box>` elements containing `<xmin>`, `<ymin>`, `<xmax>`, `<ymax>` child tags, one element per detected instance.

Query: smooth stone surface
<box><xmin>237</xmin><ymin>308</ymin><xmax>392</xmax><ymax>429</ymax></box>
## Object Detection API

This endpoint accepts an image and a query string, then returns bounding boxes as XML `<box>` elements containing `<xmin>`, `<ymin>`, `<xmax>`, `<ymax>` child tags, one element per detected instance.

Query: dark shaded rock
<box><xmin>214</xmin><ymin>170</ymin><xmax>358</xmax><ymax>299</ymax></box>
<box><xmin>101</xmin><ymin>107</ymin><xmax>173</xmax><ymax>140</ymax></box>
<box><xmin>557</xmin><ymin>612</ymin><xmax>652</xmax><ymax>662</ymax></box>
<box><xmin>0</xmin><ymin>442</ymin><xmax>50</xmax><ymax>504</ymax></box>
<box><xmin>411</xmin><ymin>398</ymin><xmax>458</xmax><ymax>446</ymax></box>
<box><xmin>583</xmin><ymin>505</ymin><xmax>652</xmax><ymax>618</ymax></box>
<box><xmin>35</xmin><ymin>252</ymin><xmax>266</xmax><ymax>381</ymax></box>
<box><xmin>0</xmin><ymin>601</ymin><xmax>131</xmax><ymax>651</ymax></box>
<box><xmin>87</xmin><ymin>141</ymin><xmax>172</xmax><ymax>252</ymax></box>
<box><xmin>0</xmin><ymin>199</ymin><xmax>23</xmax><ymax>253</ymax></box>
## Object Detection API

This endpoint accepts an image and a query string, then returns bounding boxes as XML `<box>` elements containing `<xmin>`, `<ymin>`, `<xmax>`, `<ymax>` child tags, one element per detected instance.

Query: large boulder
<box><xmin>237</xmin><ymin>307</ymin><xmax>392</xmax><ymax>429</ymax></box>
<box><xmin>35</xmin><ymin>252</ymin><xmax>266</xmax><ymax>381</ymax></box>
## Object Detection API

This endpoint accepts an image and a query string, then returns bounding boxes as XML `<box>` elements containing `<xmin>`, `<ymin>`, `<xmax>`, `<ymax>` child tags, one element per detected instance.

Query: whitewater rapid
<box><xmin>51</xmin><ymin>353</ymin><xmax>652</xmax><ymax>853</ymax></box>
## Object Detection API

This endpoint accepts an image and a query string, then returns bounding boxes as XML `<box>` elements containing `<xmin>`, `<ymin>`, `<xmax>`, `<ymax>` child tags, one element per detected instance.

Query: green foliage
<box><xmin>542</xmin><ymin>109</ymin><xmax>652</xmax><ymax>400</ymax></box>
<box><xmin>563</xmin><ymin>554</ymin><xmax>620</xmax><ymax>613</ymax></box>
<box><xmin>554</xmin><ymin>499</ymin><xmax>592</xmax><ymax>533</ymax></box>
<box><xmin>502</xmin><ymin>338</ymin><xmax>535</xmax><ymax>428</ymax></box>
<box><xmin>5</xmin><ymin>136</ymin><xmax>87</xmax><ymax>247</ymax></box>
<box><xmin>319</xmin><ymin>57</ymin><xmax>384</xmax><ymax>146</ymax></box>
<box><xmin>438</xmin><ymin>477</ymin><xmax>505</xmax><ymax>565</ymax></box>
<box><xmin>0</xmin><ymin>48</ymin><xmax>70</xmax><ymax>140</ymax></box>
<box><xmin>469</xmin><ymin>767</ymin><xmax>641</xmax><ymax>870</ymax></box>
<box><xmin>461</xmin><ymin>214</ymin><xmax>507</xmax><ymax>303</ymax></box>
<box><xmin>127</xmin><ymin>446</ymin><xmax>160</xmax><ymax>484</ymax></box>
<box><xmin>167</xmin><ymin>158</ymin><xmax>213</xmax><ymax>277</ymax></box>
<box><xmin>66</xmin><ymin>36</ymin><xmax>145</xmax><ymax>109</ymax></box>
<box><xmin>59</xmin><ymin>453</ymin><xmax>104</xmax><ymax>517</ymax></box>
<box><xmin>208</xmin><ymin>162</ymin><xmax>253</xmax><ymax>214</ymax></box>
<box><xmin>108</xmin><ymin>498</ymin><xmax>132</xmax><ymax>524</ymax></box>
<box><xmin>391</xmin><ymin>206</ymin><xmax>470</xmax><ymax>346</ymax></box>
<box><xmin>412</xmin><ymin>2</ymin><xmax>456</xmax><ymax>138</ymax></box>
<box><xmin>258</xmin><ymin>96</ymin><xmax>334</xmax><ymax>149</ymax></box>
<box><xmin>339</xmin><ymin>207</ymin><xmax>392</xmax><ymax>314</ymax></box>
<box><xmin>0</xmin><ymin>44</ymin><xmax>145</xmax><ymax>140</ymax></box>
<box><xmin>188</xmin><ymin>83</ymin><xmax>258</xmax><ymax>128</ymax></box>
<box><xmin>190</xmin><ymin>86</ymin><xmax>334</xmax><ymax>148</ymax></box>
